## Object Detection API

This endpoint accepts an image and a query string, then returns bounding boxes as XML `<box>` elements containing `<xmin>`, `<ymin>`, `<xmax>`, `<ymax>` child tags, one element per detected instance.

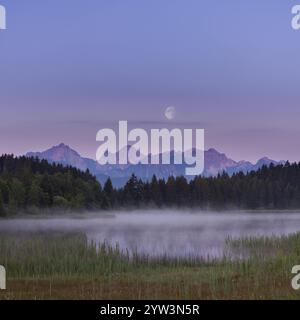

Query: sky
<box><xmin>0</xmin><ymin>0</ymin><xmax>300</xmax><ymax>162</ymax></box>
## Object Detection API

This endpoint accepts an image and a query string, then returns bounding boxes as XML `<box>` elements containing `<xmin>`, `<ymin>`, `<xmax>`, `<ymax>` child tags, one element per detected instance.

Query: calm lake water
<box><xmin>1</xmin><ymin>210</ymin><xmax>300</xmax><ymax>258</ymax></box>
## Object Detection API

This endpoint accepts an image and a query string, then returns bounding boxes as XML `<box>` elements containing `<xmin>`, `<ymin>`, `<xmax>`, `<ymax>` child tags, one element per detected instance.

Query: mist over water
<box><xmin>1</xmin><ymin>210</ymin><xmax>300</xmax><ymax>258</ymax></box>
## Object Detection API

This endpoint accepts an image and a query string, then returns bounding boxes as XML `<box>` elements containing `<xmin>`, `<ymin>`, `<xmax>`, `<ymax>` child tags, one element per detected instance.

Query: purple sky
<box><xmin>1</xmin><ymin>0</ymin><xmax>300</xmax><ymax>162</ymax></box>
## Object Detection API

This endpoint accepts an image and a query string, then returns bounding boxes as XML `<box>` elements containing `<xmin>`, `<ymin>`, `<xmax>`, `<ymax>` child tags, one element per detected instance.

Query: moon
<box><xmin>165</xmin><ymin>106</ymin><xmax>176</xmax><ymax>120</ymax></box>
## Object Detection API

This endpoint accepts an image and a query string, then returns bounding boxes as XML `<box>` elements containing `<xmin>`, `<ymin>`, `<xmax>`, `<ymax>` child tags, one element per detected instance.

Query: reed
<box><xmin>0</xmin><ymin>232</ymin><xmax>300</xmax><ymax>299</ymax></box>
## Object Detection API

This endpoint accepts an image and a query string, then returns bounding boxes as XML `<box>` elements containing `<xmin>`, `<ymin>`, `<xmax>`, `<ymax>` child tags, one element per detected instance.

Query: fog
<box><xmin>1</xmin><ymin>210</ymin><xmax>300</xmax><ymax>258</ymax></box>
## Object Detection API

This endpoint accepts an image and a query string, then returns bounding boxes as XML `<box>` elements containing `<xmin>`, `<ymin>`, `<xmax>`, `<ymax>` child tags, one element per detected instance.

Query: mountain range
<box><xmin>26</xmin><ymin>143</ymin><xmax>285</xmax><ymax>187</ymax></box>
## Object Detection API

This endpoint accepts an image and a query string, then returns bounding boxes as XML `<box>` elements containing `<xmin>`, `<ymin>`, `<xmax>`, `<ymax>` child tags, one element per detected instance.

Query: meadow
<box><xmin>0</xmin><ymin>231</ymin><xmax>300</xmax><ymax>300</ymax></box>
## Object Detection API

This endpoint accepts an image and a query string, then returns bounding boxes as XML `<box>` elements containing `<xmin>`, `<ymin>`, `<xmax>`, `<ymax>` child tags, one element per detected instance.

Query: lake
<box><xmin>1</xmin><ymin>210</ymin><xmax>300</xmax><ymax>258</ymax></box>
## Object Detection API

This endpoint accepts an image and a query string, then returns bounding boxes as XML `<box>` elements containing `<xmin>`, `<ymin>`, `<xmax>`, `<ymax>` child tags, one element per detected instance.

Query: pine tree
<box><xmin>28</xmin><ymin>181</ymin><xmax>42</xmax><ymax>207</ymax></box>
<box><xmin>150</xmin><ymin>175</ymin><xmax>162</xmax><ymax>207</ymax></box>
<box><xmin>0</xmin><ymin>191</ymin><xmax>5</xmax><ymax>216</ymax></box>
<box><xmin>103</xmin><ymin>178</ymin><xmax>114</xmax><ymax>208</ymax></box>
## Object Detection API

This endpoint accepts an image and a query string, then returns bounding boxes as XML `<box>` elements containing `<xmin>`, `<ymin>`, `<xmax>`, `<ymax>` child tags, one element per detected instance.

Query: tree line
<box><xmin>0</xmin><ymin>155</ymin><xmax>102</xmax><ymax>215</ymax></box>
<box><xmin>1</xmin><ymin>155</ymin><xmax>300</xmax><ymax>215</ymax></box>
<box><xmin>107</xmin><ymin>161</ymin><xmax>300</xmax><ymax>210</ymax></box>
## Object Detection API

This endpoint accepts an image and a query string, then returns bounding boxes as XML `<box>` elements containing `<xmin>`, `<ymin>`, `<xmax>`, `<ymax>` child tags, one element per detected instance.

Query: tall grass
<box><xmin>0</xmin><ymin>232</ymin><xmax>300</xmax><ymax>299</ymax></box>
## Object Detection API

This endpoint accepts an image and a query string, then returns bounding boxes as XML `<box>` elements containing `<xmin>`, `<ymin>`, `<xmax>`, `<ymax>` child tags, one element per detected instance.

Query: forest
<box><xmin>1</xmin><ymin>154</ymin><xmax>300</xmax><ymax>215</ymax></box>
<box><xmin>0</xmin><ymin>155</ymin><xmax>102</xmax><ymax>215</ymax></box>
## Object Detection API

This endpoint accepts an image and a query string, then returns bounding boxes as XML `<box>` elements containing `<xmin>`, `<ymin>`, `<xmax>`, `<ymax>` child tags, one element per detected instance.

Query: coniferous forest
<box><xmin>1</xmin><ymin>154</ymin><xmax>300</xmax><ymax>216</ymax></box>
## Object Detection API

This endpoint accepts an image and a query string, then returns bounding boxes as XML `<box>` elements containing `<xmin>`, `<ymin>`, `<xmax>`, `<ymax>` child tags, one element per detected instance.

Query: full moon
<box><xmin>165</xmin><ymin>106</ymin><xmax>176</xmax><ymax>120</ymax></box>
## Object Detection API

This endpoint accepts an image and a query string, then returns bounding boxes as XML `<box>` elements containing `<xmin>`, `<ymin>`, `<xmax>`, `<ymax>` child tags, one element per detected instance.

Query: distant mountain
<box><xmin>26</xmin><ymin>143</ymin><xmax>109</xmax><ymax>184</ymax></box>
<box><xmin>27</xmin><ymin>143</ymin><xmax>89</xmax><ymax>171</ymax></box>
<box><xmin>204</xmin><ymin>148</ymin><xmax>237</xmax><ymax>176</ymax></box>
<box><xmin>26</xmin><ymin>143</ymin><xmax>285</xmax><ymax>187</ymax></box>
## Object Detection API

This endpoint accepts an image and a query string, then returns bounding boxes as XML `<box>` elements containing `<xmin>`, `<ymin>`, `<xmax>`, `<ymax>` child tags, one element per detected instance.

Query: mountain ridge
<box><xmin>26</xmin><ymin>143</ymin><xmax>285</xmax><ymax>187</ymax></box>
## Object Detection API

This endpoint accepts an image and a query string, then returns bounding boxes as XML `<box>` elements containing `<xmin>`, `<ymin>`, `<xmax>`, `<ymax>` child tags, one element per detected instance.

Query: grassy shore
<box><xmin>0</xmin><ymin>232</ymin><xmax>300</xmax><ymax>300</ymax></box>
